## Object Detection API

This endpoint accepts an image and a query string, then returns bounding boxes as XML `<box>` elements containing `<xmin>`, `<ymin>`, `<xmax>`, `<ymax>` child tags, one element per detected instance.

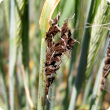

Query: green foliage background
<box><xmin>0</xmin><ymin>0</ymin><xmax>110</xmax><ymax>110</ymax></box>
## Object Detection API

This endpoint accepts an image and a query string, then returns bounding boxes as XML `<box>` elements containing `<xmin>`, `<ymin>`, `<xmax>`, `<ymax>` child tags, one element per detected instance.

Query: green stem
<box><xmin>37</xmin><ymin>38</ymin><xmax>46</xmax><ymax>110</ymax></box>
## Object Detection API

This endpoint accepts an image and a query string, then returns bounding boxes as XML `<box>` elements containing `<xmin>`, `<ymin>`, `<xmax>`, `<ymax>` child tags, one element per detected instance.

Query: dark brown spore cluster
<box><xmin>100</xmin><ymin>35</ymin><xmax>110</xmax><ymax>91</ymax></box>
<box><xmin>45</xmin><ymin>13</ymin><xmax>77</xmax><ymax>96</ymax></box>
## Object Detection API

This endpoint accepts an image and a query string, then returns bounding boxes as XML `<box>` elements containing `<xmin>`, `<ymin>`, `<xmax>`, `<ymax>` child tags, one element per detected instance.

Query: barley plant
<box><xmin>0</xmin><ymin>0</ymin><xmax>110</xmax><ymax>110</ymax></box>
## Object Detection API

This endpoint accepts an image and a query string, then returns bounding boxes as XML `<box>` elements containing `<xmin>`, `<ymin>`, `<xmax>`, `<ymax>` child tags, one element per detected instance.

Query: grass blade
<box><xmin>68</xmin><ymin>1</ymin><xmax>96</xmax><ymax>109</ymax></box>
<box><xmin>16</xmin><ymin>0</ymin><xmax>30</xmax><ymax>109</ymax></box>
<box><xmin>21</xmin><ymin>1</ymin><xmax>30</xmax><ymax>109</ymax></box>
<box><xmin>9</xmin><ymin>0</ymin><xmax>17</xmax><ymax>109</ymax></box>
<box><xmin>82</xmin><ymin>66</ymin><xmax>93</xmax><ymax>104</ymax></box>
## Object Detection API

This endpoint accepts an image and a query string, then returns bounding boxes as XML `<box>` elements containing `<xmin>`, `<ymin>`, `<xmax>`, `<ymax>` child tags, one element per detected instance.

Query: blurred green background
<box><xmin>0</xmin><ymin>0</ymin><xmax>110</xmax><ymax>110</ymax></box>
